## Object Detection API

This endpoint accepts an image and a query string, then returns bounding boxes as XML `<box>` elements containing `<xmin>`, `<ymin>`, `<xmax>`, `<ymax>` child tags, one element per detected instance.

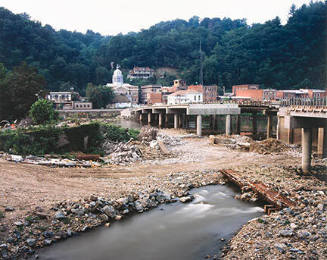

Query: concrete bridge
<box><xmin>278</xmin><ymin>105</ymin><xmax>327</xmax><ymax>173</ymax></box>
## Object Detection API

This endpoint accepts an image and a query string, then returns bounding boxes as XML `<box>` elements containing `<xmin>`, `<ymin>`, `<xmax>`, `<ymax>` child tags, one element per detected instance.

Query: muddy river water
<box><xmin>36</xmin><ymin>185</ymin><xmax>263</xmax><ymax>260</ymax></box>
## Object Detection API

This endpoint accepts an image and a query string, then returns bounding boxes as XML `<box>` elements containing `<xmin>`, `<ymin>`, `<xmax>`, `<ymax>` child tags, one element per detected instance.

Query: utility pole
<box><xmin>199</xmin><ymin>39</ymin><xmax>204</xmax><ymax>86</ymax></box>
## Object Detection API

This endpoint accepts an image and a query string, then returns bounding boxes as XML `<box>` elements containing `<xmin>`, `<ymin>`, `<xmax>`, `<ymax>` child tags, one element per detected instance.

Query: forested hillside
<box><xmin>0</xmin><ymin>2</ymin><xmax>326</xmax><ymax>92</ymax></box>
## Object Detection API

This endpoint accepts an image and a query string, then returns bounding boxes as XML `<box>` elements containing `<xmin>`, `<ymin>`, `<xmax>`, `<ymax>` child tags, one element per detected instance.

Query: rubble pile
<box><xmin>223</xmin><ymin>165</ymin><xmax>327</xmax><ymax>259</ymax></box>
<box><xmin>249</xmin><ymin>138</ymin><xmax>288</xmax><ymax>154</ymax></box>
<box><xmin>157</xmin><ymin>134</ymin><xmax>183</xmax><ymax>147</ymax></box>
<box><xmin>102</xmin><ymin>141</ymin><xmax>142</xmax><ymax>165</ymax></box>
<box><xmin>2</xmin><ymin>154</ymin><xmax>101</xmax><ymax>167</ymax></box>
<box><xmin>138</xmin><ymin>127</ymin><xmax>158</xmax><ymax>143</ymax></box>
<box><xmin>210</xmin><ymin>135</ymin><xmax>253</xmax><ymax>151</ymax></box>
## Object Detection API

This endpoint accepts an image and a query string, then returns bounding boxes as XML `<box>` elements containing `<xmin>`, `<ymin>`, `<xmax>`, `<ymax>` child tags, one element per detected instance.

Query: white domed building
<box><xmin>106</xmin><ymin>66</ymin><xmax>139</xmax><ymax>107</ymax></box>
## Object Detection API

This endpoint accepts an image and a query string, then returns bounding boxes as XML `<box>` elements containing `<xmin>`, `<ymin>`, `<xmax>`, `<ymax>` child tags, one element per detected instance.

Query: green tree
<box><xmin>86</xmin><ymin>83</ymin><xmax>114</xmax><ymax>109</ymax></box>
<box><xmin>29</xmin><ymin>99</ymin><xmax>58</xmax><ymax>124</ymax></box>
<box><xmin>0</xmin><ymin>62</ymin><xmax>46</xmax><ymax>120</ymax></box>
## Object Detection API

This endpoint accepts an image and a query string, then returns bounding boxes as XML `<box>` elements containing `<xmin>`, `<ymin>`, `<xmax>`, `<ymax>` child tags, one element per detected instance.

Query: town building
<box><xmin>47</xmin><ymin>92</ymin><xmax>72</xmax><ymax>104</ymax></box>
<box><xmin>188</xmin><ymin>85</ymin><xmax>218</xmax><ymax>102</ymax></box>
<box><xmin>127</xmin><ymin>67</ymin><xmax>155</xmax><ymax>80</ymax></box>
<box><xmin>276</xmin><ymin>89</ymin><xmax>327</xmax><ymax>100</ymax></box>
<box><xmin>147</xmin><ymin>92</ymin><xmax>163</xmax><ymax>105</ymax></box>
<box><xmin>72</xmin><ymin>101</ymin><xmax>93</xmax><ymax>110</ymax></box>
<box><xmin>232</xmin><ymin>84</ymin><xmax>260</xmax><ymax>95</ymax></box>
<box><xmin>106</xmin><ymin>66</ymin><xmax>139</xmax><ymax>105</ymax></box>
<box><xmin>140</xmin><ymin>85</ymin><xmax>162</xmax><ymax>104</ymax></box>
<box><xmin>167</xmin><ymin>90</ymin><xmax>203</xmax><ymax>105</ymax></box>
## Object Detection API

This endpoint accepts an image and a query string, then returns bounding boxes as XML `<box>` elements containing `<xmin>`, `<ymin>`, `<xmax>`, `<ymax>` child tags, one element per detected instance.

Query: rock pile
<box><xmin>138</xmin><ymin>127</ymin><xmax>158</xmax><ymax>143</ymax></box>
<box><xmin>102</xmin><ymin>141</ymin><xmax>142</xmax><ymax>165</ymax></box>
<box><xmin>249</xmin><ymin>138</ymin><xmax>288</xmax><ymax>154</ymax></box>
<box><xmin>223</xmin><ymin>165</ymin><xmax>327</xmax><ymax>259</ymax></box>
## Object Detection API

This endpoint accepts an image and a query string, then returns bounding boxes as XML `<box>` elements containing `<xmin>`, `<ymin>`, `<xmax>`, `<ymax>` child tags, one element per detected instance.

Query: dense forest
<box><xmin>0</xmin><ymin>2</ymin><xmax>326</xmax><ymax>93</ymax></box>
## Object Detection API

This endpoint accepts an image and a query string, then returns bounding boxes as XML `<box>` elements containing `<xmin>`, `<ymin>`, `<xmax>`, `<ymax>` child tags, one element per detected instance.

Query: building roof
<box><xmin>170</xmin><ymin>90</ymin><xmax>202</xmax><ymax>96</ymax></box>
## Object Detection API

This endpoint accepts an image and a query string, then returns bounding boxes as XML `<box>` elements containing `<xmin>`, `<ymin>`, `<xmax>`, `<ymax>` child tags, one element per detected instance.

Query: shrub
<box><xmin>29</xmin><ymin>99</ymin><xmax>58</xmax><ymax>125</ymax></box>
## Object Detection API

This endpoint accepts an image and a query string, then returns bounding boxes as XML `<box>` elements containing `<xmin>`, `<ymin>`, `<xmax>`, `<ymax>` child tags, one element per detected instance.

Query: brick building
<box><xmin>232</xmin><ymin>84</ymin><xmax>260</xmax><ymax>95</ymax></box>
<box><xmin>188</xmin><ymin>85</ymin><xmax>218</xmax><ymax>102</ymax></box>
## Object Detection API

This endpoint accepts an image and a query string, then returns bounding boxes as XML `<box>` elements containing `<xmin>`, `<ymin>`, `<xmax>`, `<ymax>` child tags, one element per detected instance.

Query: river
<box><xmin>35</xmin><ymin>185</ymin><xmax>263</xmax><ymax>260</ymax></box>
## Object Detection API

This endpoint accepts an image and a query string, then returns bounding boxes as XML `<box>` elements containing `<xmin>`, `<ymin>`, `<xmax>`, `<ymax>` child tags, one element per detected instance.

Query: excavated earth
<box><xmin>0</xmin><ymin>128</ymin><xmax>326</xmax><ymax>259</ymax></box>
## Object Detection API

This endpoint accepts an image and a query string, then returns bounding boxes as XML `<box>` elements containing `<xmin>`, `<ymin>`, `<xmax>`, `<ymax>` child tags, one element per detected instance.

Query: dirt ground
<box><xmin>0</xmin><ymin>129</ymin><xmax>301</xmax><ymax>225</ymax></box>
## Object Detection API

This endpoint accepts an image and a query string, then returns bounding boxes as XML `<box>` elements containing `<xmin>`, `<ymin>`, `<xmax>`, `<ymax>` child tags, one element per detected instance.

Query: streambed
<box><xmin>36</xmin><ymin>185</ymin><xmax>263</xmax><ymax>260</ymax></box>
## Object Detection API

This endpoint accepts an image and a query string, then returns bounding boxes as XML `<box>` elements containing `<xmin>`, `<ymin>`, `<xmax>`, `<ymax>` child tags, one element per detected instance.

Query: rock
<box><xmin>115</xmin><ymin>215</ymin><xmax>122</xmax><ymax>221</ymax></box>
<box><xmin>179</xmin><ymin>196</ymin><xmax>194</xmax><ymax>203</ymax></box>
<box><xmin>105</xmin><ymin>223</ymin><xmax>111</xmax><ymax>228</ymax></box>
<box><xmin>99</xmin><ymin>214</ymin><xmax>109</xmax><ymax>222</ymax></box>
<box><xmin>26</xmin><ymin>238</ymin><xmax>36</xmax><ymax>247</ymax></box>
<box><xmin>297</xmin><ymin>230</ymin><xmax>311</xmax><ymax>239</ymax></box>
<box><xmin>279</xmin><ymin>229</ymin><xmax>294</xmax><ymax>237</ymax></box>
<box><xmin>274</xmin><ymin>243</ymin><xmax>286</xmax><ymax>253</ymax></box>
<box><xmin>102</xmin><ymin>205</ymin><xmax>117</xmax><ymax>218</ymax></box>
<box><xmin>134</xmin><ymin>201</ymin><xmax>144</xmax><ymax>212</ymax></box>
<box><xmin>42</xmin><ymin>231</ymin><xmax>54</xmax><ymax>238</ymax></box>
<box><xmin>317</xmin><ymin>203</ymin><xmax>324</xmax><ymax>211</ymax></box>
<box><xmin>44</xmin><ymin>239</ymin><xmax>52</xmax><ymax>246</ymax></box>
<box><xmin>71</xmin><ymin>208</ymin><xmax>85</xmax><ymax>216</ymax></box>
<box><xmin>14</xmin><ymin>221</ymin><xmax>23</xmax><ymax>227</ymax></box>
<box><xmin>90</xmin><ymin>195</ymin><xmax>98</xmax><ymax>201</ymax></box>
<box><xmin>4</xmin><ymin>206</ymin><xmax>14</xmax><ymax>212</ymax></box>
<box><xmin>290</xmin><ymin>223</ymin><xmax>297</xmax><ymax>229</ymax></box>
<box><xmin>54</xmin><ymin>211</ymin><xmax>66</xmax><ymax>220</ymax></box>
<box><xmin>0</xmin><ymin>244</ymin><xmax>8</xmax><ymax>250</ymax></box>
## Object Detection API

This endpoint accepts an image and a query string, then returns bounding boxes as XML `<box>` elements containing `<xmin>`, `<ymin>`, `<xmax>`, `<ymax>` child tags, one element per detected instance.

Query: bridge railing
<box><xmin>280</xmin><ymin>97</ymin><xmax>327</xmax><ymax>107</ymax></box>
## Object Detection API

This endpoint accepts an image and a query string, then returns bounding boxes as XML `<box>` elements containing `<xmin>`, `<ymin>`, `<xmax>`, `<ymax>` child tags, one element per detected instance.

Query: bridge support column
<box><xmin>158</xmin><ymin>113</ymin><xmax>163</xmax><ymax>128</ymax></box>
<box><xmin>236</xmin><ymin>115</ymin><xmax>241</xmax><ymax>135</ymax></box>
<box><xmin>287</xmin><ymin>128</ymin><xmax>294</xmax><ymax>144</ymax></box>
<box><xmin>252</xmin><ymin>112</ymin><xmax>257</xmax><ymax>136</ymax></box>
<box><xmin>318</xmin><ymin>127</ymin><xmax>327</xmax><ymax>158</ymax></box>
<box><xmin>139</xmin><ymin>113</ymin><xmax>143</xmax><ymax>125</ymax></box>
<box><xmin>225</xmin><ymin>114</ymin><xmax>232</xmax><ymax>136</ymax></box>
<box><xmin>147</xmin><ymin>113</ymin><xmax>152</xmax><ymax>126</ymax></box>
<box><xmin>302</xmin><ymin>128</ymin><xmax>312</xmax><ymax>174</ymax></box>
<box><xmin>267</xmin><ymin>114</ymin><xmax>272</xmax><ymax>139</ymax></box>
<box><xmin>174</xmin><ymin>114</ymin><xmax>179</xmax><ymax>129</ymax></box>
<box><xmin>212</xmin><ymin>115</ymin><xmax>216</xmax><ymax>131</ymax></box>
<box><xmin>165</xmin><ymin>114</ymin><xmax>169</xmax><ymax>127</ymax></box>
<box><xmin>197</xmin><ymin>115</ymin><xmax>202</xmax><ymax>136</ymax></box>
<box><xmin>178</xmin><ymin>114</ymin><xmax>183</xmax><ymax>128</ymax></box>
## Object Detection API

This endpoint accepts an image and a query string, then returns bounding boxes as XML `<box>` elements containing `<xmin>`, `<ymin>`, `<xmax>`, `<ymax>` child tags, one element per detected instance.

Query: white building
<box><xmin>167</xmin><ymin>90</ymin><xmax>203</xmax><ymax>105</ymax></box>
<box><xmin>47</xmin><ymin>92</ymin><xmax>72</xmax><ymax>103</ymax></box>
<box><xmin>106</xmin><ymin>66</ymin><xmax>139</xmax><ymax>105</ymax></box>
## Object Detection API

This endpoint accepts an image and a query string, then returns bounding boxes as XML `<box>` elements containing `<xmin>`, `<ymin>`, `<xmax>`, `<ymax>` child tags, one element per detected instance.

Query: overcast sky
<box><xmin>1</xmin><ymin>0</ymin><xmax>322</xmax><ymax>35</ymax></box>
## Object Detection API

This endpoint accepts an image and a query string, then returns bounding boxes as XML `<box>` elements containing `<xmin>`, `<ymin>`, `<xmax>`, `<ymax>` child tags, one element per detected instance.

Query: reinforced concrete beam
<box><xmin>197</xmin><ymin>115</ymin><xmax>202</xmax><ymax>136</ymax></box>
<box><xmin>284</xmin><ymin>116</ymin><xmax>327</xmax><ymax>129</ymax></box>
<box><xmin>187</xmin><ymin>104</ymin><xmax>240</xmax><ymax>115</ymax></box>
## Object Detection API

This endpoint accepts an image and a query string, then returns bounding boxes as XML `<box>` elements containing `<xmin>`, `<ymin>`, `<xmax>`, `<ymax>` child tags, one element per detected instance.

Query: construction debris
<box><xmin>249</xmin><ymin>139</ymin><xmax>288</xmax><ymax>154</ymax></box>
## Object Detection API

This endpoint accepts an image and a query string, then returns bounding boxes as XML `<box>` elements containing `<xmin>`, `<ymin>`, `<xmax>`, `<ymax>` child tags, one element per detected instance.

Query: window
<box><xmin>194</xmin><ymin>96</ymin><xmax>196</xmax><ymax>101</ymax></box>
<box><xmin>198</xmin><ymin>95</ymin><xmax>200</xmax><ymax>101</ymax></box>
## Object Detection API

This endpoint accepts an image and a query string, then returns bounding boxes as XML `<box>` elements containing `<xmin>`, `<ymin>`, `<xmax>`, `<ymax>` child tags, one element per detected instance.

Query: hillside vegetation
<box><xmin>0</xmin><ymin>2</ymin><xmax>326</xmax><ymax>92</ymax></box>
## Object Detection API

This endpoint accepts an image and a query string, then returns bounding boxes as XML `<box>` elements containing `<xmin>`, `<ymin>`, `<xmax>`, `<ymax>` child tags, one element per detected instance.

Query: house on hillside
<box><xmin>127</xmin><ymin>67</ymin><xmax>154</xmax><ymax>80</ymax></box>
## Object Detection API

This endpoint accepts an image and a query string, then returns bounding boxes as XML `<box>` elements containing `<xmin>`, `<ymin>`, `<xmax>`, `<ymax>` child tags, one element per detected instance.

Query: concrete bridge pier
<box><xmin>302</xmin><ymin>128</ymin><xmax>312</xmax><ymax>174</ymax></box>
<box><xmin>236</xmin><ymin>115</ymin><xmax>241</xmax><ymax>135</ymax></box>
<box><xmin>212</xmin><ymin>115</ymin><xmax>216</xmax><ymax>131</ymax></box>
<box><xmin>147</xmin><ymin>113</ymin><xmax>152</xmax><ymax>126</ymax></box>
<box><xmin>197</xmin><ymin>115</ymin><xmax>202</xmax><ymax>136</ymax></box>
<box><xmin>252</xmin><ymin>112</ymin><xmax>257</xmax><ymax>136</ymax></box>
<box><xmin>165</xmin><ymin>114</ymin><xmax>169</xmax><ymax>127</ymax></box>
<box><xmin>158</xmin><ymin>113</ymin><xmax>163</xmax><ymax>128</ymax></box>
<box><xmin>225</xmin><ymin>114</ymin><xmax>232</xmax><ymax>136</ymax></box>
<box><xmin>267</xmin><ymin>114</ymin><xmax>273</xmax><ymax>139</ymax></box>
<box><xmin>318</xmin><ymin>127</ymin><xmax>327</xmax><ymax>158</ymax></box>
<box><xmin>174</xmin><ymin>114</ymin><xmax>179</xmax><ymax>129</ymax></box>
<box><xmin>178</xmin><ymin>114</ymin><xmax>183</xmax><ymax>128</ymax></box>
<box><xmin>139</xmin><ymin>113</ymin><xmax>143</xmax><ymax>125</ymax></box>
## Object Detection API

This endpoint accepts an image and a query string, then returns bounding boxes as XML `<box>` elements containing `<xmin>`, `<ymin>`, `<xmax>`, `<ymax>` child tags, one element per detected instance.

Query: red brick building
<box><xmin>232</xmin><ymin>84</ymin><xmax>260</xmax><ymax>95</ymax></box>
<box><xmin>188</xmin><ymin>85</ymin><xmax>218</xmax><ymax>102</ymax></box>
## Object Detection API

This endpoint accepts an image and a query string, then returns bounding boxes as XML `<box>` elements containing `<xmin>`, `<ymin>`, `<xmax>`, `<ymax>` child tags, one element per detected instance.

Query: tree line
<box><xmin>0</xmin><ymin>1</ymin><xmax>326</xmax><ymax>94</ymax></box>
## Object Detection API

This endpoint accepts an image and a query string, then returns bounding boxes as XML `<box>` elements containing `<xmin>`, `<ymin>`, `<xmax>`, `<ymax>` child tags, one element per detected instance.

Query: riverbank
<box><xmin>0</xmin><ymin>129</ymin><xmax>326</xmax><ymax>259</ymax></box>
